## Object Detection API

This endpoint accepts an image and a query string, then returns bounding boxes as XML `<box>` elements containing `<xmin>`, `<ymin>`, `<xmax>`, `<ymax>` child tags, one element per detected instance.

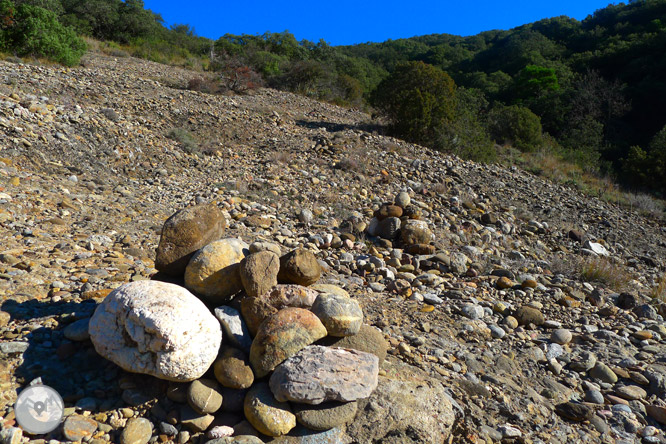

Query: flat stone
<box><xmin>319</xmin><ymin>324</ymin><xmax>388</xmax><ymax>367</ymax></box>
<box><xmin>615</xmin><ymin>385</ymin><xmax>647</xmax><ymax>400</ymax></box>
<box><xmin>214</xmin><ymin>306</ymin><xmax>252</xmax><ymax>353</ymax></box>
<box><xmin>514</xmin><ymin>306</ymin><xmax>545</xmax><ymax>326</ymax></box>
<box><xmin>647</xmin><ymin>405</ymin><xmax>666</xmax><ymax>425</ymax></box>
<box><xmin>293</xmin><ymin>401</ymin><xmax>358</xmax><ymax>431</ymax></box>
<box><xmin>240</xmin><ymin>251</ymin><xmax>279</xmax><ymax>298</ymax></box>
<box><xmin>188</xmin><ymin>379</ymin><xmax>223</xmax><ymax>414</ymax></box>
<box><xmin>244</xmin><ymin>382</ymin><xmax>295</xmax><ymax>437</ymax></box>
<box><xmin>269</xmin><ymin>345</ymin><xmax>379</xmax><ymax>404</ymax></box>
<box><xmin>155</xmin><ymin>203</ymin><xmax>227</xmax><ymax>276</ymax></box>
<box><xmin>180</xmin><ymin>405</ymin><xmax>215</xmax><ymax>432</ymax></box>
<box><xmin>311</xmin><ymin>293</ymin><xmax>363</xmax><ymax>337</ymax></box>
<box><xmin>589</xmin><ymin>362</ymin><xmax>618</xmax><ymax>384</ymax></box>
<box><xmin>89</xmin><ymin>281</ymin><xmax>222</xmax><ymax>381</ymax></box>
<box><xmin>120</xmin><ymin>418</ymin><xmax>152</xmax><ymax>444</ymax></box>
<box><xmin>63</xmin><ymin>415</ymin><xmax>98</xmax><ymax>441</ymax></box>
<box><xmin>310</xmin><ymin>284</ymin><xmax>349</xmax><ymax>299</ymax></box>
<box><xmin>0</xmin><ymin>342</ymin><xmax>29</xmax><ymax>354</ymax></box>
<box><xmin>184</xmin><ymin>238</ymin><xmax>249</xmax><ymax>304</ymax></box>
<box><xmin>214</xmin><ymin>347</ymin><xmax>254</xmax><ymax>389</ymax></box>
<box><xmin>555</xmin><ymin>402</ymin><xmax>594</xmax><ymax>422</ymax></box>
<box><xmin>277</xmin><ymin>249</ymin><xmax>322</xmax><ymax>286</ymax></box>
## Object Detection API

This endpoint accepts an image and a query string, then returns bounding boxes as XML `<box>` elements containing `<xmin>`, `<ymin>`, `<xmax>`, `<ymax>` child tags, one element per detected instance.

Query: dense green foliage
<box><xmin>370</xmin><ymin>61</ymin><xmax>456</xmax><ymax>147</ymax></box>
<box><xmin>0</xmin><ymin>0</ymin><xmax>85</xmax><ymax>65</ymax></box>
<box><xmin>2</xmin><ymin>0</ymin><xmax>666</xmax><ymax>194</ymax></box>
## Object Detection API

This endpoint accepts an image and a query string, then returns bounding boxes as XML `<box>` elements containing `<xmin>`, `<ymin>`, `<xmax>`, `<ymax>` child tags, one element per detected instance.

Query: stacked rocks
<box><xmin>89</xmin><ymin>204</ymin><xmax>385</xmax><ymax>440</ymax></box>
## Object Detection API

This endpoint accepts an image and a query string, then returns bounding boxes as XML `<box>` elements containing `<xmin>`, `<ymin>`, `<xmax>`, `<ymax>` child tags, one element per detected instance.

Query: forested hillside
<box><xmin>2</xmin><ymin>0</ymin><xmax>666</xmax><ymax>195</ymax></box>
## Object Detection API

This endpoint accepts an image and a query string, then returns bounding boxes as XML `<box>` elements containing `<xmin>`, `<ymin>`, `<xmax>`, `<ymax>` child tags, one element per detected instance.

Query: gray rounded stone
<box><xmin>551</xmin><ymin>329</ymin><xmax>572</xmax><ymax>345</ymax></box>
<box><xmin>293</xmin><ymin>401</ymin><xmax>358</xmax><ymax>431</ymax></box>
<box><xmin>394</xmin><ymin>192</ymin><xmax>410</xmax><ymax>208</ymax></box>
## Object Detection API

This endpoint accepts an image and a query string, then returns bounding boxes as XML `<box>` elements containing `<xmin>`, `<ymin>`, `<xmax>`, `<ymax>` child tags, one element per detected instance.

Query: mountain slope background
<box><xmin>3</xmin><ymin>0</ymin><xmax>666</xmax><ymax>196</ymax></box>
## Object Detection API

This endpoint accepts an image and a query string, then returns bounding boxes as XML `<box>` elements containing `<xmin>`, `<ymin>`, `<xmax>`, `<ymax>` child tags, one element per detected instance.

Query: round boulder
<box><xmin>89</xmin><ymin>281</ymin><xmax>222</xmax><ymax>381</ymax></box>
<box><xmin>311</xmin><ymin>293</ymin><xmax>363</xmax><ymax>337</ymax></box>
<box><xmin>214</xmin><ymin>347</ymin><xmax>254</xmax><ymax>390</ymax></box>
<box><xmin>400</xmin><ymin>219</ymin><xmax>432</xmax><ymax>246</ymax></box>
<box><xmin>184</xmin><ymin>238</ymin><xmax>249</xmax><ymax>304</ymax></box>
<box><xmin>244</xmin><ymin>382</ymin><xmax>295</xmax><ymax>437</ymax></box>
<box><xmin>155</xmin><ymin>203</ymin><xmax>226</xmax><ymax>277</ymax></box>
<box><xmin>277</xmin><ymin>249</ymin><xmax>321</xmax><ymax>286</ymax></box>
<box><xmin>239</xmin><ymin>251</ymin><xmax>279</xmax><ymax>298</ymax></box>
<box><xmin>249</xmin><ymin>308</ymin><xmax>327</xmax><ymax>378</ymax></box>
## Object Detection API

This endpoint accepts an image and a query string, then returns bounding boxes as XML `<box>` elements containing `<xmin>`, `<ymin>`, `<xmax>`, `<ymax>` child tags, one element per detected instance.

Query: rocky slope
<box><xmin>1</xmin><ymin>52</ymin><xmax>666</xmax><ymax>444</ymax></box>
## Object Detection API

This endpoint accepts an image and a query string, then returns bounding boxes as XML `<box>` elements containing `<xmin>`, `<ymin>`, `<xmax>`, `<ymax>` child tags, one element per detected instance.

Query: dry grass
<box><xmin>650</xmin><ymin>273</ymin><xmax>666</xmax><ymax>302</ymax></box>
<box><xmin>579</xmin><ymin>256</ymin><xmax>633</xmax><ymax>291</ymax></box>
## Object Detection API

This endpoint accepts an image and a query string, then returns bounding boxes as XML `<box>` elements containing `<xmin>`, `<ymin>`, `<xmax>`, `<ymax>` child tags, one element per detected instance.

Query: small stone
<box><xmin>207</xmin><ymin>425</ymin><xmax>234</xmax><ymax>439</ymax></box>
<box><xmin>503</xmin><ymin>316</ymin><xmax>518</xmax><ymax>329</ymax></box>
<box><xmin>63</xmin><ymin>415</ymin><xmax>98</xmax><ymax>441</ymax></box>
<box><xmin>269</xmin><ymin>345</ymin><xmax>379</xmax><ymax>404</ymax></box>
<box><xmin>293</xmin><ymin>401</ymin><xmax>358</xmax><ymax>431</ymax></box>
<box><xmin>395</xmin><ymin>192</ymin><xmax>410</xmax><ymax>208</ymax></box>
<box><xmin>615</xmin><ymin>385</ymin><xmax>647</xmax><ymax>401</ymax></box>
<box><xmin>311</xmin><ymin>293</ymin><xmax>363</xmax><ymax>337</ymax></box>
<box><xmin>244</xmin><ymin>382</ymin><xmax>295</xmax><ymax>437</ymax></box>
<box><xmin>514</xmin><ymin>306</ymin><xmax>545</xmax><ymax>326</ymax></box>
<box><xmin>555</xmin><ymin>402</ymin><xmax>593</xmax><ymax>422</ymax></box>
<box><xmin>63</xmin><ymin>318</ymin><xmax>90</xmax><ymax>341</ymax></box>
<box><xmin>180</xmin><ymin>405</ymin><xmax>215</xmax><ymax>432</ymax></box>
<box><xmin>496</xmin><ymin>277</ymin><xmax>514</xmax><ymax>289</ymax></box>
<box><xmin>277</xmin><ymin>249</ymin><xmax>322</xmax><ymax>286</ymax></box>
<box><xmin>239</xmin><ymin>251</ymin><xmax>279</xmax><ymax>298</ymax></box>
<box><xmin>550</xmin><ymin>329</ymin><xmax>572</xmax><ymax>345</ymax></box>
<box><xmin>376</xmin><ymin>204</ymin><xmax>403</xmax><ymax>220</ymax></box>
<box><xmin>584</xmin><ymin>390</ymin><xmax>604</xmax><ymax>404</ymax></box>
<box><xmin>214</xmin><ymin>306</ymin><xmax>252</xmax><ymax>353</ymax></box>
<box><xmin>646</xmin><ymin>405</ymin><xmax>666</xmax><ymax>425</ymax></box>
<box><xmin>120</xmin><ymin>418</ymin><xmax>152</xmax><ymax>444</ymax></box>
<box><xmin>214</xmin><ymin>347</ymin><xmax>254</xmax><ymax>389</ymax></box>
<box><xmin>461</xmin><ymin>304</ymin><xmax>484</xmax><ymax>320</ymax></box>
<box><xmin>249</xmin><ymin>307</ymin><xmax>327</xmax><ymax>378</ymax></box>
<box><xmin>589</xmin><ymin>362</ymin><xmax>618</xmax><ymax>384</ymax></box>
<box><xmin>489</xmin><ymin>325</ymin><xmax>506</xmax><ymax>339</ymax></box>
<box><xmin>0</xmin><ymin>311</ymin><xmax>10</xmax><ymax>327</ymax></box>
<box><xmin>188</xmin><ymin>379</ymin><xmax>223</xmax><ymax>414</ymax></box>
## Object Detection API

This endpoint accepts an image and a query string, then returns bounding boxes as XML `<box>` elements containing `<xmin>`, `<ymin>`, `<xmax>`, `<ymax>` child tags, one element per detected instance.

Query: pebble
<box><xmin>120</xmin><ymin>418</ymin><xmax>152</xmax><ymax>444</ymax></box>
<box><xmin>188</xmin><ymin>379</ymin><xmax>224</xmax><ymax>414</ymax></box>
<box><xmin>243</xmin><ymin>382</ymin><xmax>296</xmax><ymax>437</ymax></box>
<box><xmin>62</xmin><ymin>415</ymin><xmax>98</xmax><ymax>441</ymax></box>
<box><xmin>550</xmin><ymin>329</ymin><xmax>572</xmax><ymax>345</ymax></box>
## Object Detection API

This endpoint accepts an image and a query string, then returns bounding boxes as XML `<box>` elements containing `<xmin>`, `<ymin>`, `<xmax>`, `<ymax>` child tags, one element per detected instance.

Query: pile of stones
<box><xmin>87</xmin><ymin>202</ymin><xmax>385</xmax><ymax>442</ymax></box>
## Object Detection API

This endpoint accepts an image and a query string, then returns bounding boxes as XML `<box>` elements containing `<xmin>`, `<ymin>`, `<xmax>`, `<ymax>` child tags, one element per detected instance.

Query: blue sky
<box><xmin>143</xmin><ymin>0</ymin><xmax>615</xmax><ymax>46</ymax></box>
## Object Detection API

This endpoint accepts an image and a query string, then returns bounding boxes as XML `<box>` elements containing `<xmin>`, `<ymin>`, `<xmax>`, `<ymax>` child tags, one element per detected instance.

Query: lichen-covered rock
<box><xmin>155</xmin><ymin>204</ymin><xmax>226</xmax><ymax>276</ymax></box>
<box><xmin>277</xmin><ymin>249</ymin><xmax>321</xmax><ymax>286</ymax></box>
<box><xmin>184</xmin><ymin>238</ymin><xmax>249</xmax><ymax>304</ymax></box>
<box><xmin>400</xmin><ymin>219</ymin><xmax>433</xmax><ymax>246</ymax></box>
<box><xmin>241</xmin><ymin>285</ymin><xmax>319</xmax><ymax>336</ymax></box>
<box><xmin>269</xmin><ymin>345</ymin><xmax>378</xmax><ymax>404</ymax></box>
<box><xmin>244</xmin><ymin>382</ymin><xmax>295</xmax><ymax>437</ymax></box>
<box><xmin>249</xmin><ymin>308</ymin><xmax>327</xmax><ymax>378</ymax></box>
<box><xmin>346</xmin><ymin>358</ymin><xmax>455</xmax><ymax>443</ymax></box>
<box><xmin>311</xmin><ymin>293</ymin><xmax>363</xmax><ymax>337</ymax></box>
<box><xmin>89</xmin><ymin>281</ymin><xmax>222</xmax><ymax>381</ymax></box>
<box><xmin>239</xmin><ymin>251</ymin><xmax>279</xmax><ymax>298</ymax></box>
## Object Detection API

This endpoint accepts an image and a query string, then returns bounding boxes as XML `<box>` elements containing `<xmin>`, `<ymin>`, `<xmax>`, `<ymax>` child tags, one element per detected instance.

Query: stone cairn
<box><xmin>87</xmin><ymin>202</ymin><xmax>385</xmax><ymax>441</ymax></box>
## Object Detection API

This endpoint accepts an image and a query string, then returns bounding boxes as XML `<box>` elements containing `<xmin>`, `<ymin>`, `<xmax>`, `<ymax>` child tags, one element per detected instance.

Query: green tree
<box><xmin>2</xmin><ymin>1</ymin><xmax>86</xmax><ymax>66</ymax></box>
<box><xmin>487</xmin><ymin>104</ymin><xmax>543</xmax><ymax>151</ymax></box>
<box><xmin>371</xmin><ymin>61</ymin><xmax>456</xmax><ymax>147</ymax></box>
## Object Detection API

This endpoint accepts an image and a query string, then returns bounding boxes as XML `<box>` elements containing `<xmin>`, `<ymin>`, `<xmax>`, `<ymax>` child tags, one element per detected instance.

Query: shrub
<box><xmin>1</xmin><ymin>1</ymin><xmax>86</xmax><ymax>66</ymax></box>
<box><xmin>166</xmin><ymin>128</ymin><xmax>198</xmax><ymax>154</ymax></box>
<box><xmin>187</xmin><ymin>76</ymin><xmax>220</xmax><ymax>94</ymax></box>
<box><xmin>487</xmin><ymin>104</ymin><xmax>543</xmax><ymax>152</ymax></box>
<box><xmin>371</xmin><ymin>61</ymin><xmax>456</xmax><ymax>147</ymax></box>
<box><xmin>579</xmin><ymin>256</ymin><xmax>632</xmax><ymax>291</ymax></box>
<box><xmin>220</xmin><ymin>58</ymin><xmax>263</xmax><ymax>93</ymax></box>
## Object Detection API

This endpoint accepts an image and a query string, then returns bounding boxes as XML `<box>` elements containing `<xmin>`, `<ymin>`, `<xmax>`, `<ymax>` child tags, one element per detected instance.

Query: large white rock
<box><xmin>89</xmin><ymin>281</ymin><xmax>222</xmax><ymax>381</ymax></box>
